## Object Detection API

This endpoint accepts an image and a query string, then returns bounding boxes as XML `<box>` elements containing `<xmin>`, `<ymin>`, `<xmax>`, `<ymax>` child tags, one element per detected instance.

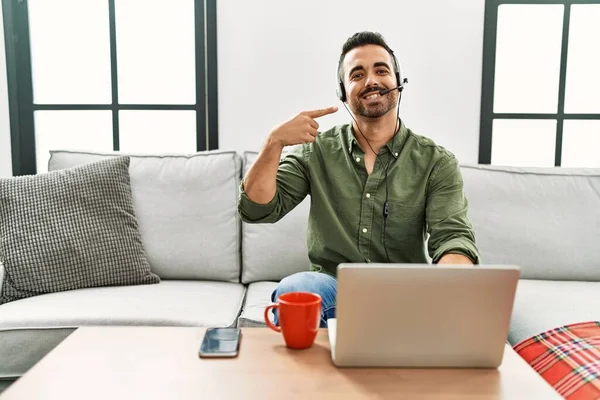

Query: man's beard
<box><xmin>350</xmin><ymin>90</ymin><xmax>398</xmax><ymax>118</ymax></box>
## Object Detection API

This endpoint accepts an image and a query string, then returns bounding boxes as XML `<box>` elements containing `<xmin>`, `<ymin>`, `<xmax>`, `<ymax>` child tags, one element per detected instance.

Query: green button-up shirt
<box><xmin>238</xmin><ymin>120</ymin><xmax>480</xmax><ymax>277</ymax></box>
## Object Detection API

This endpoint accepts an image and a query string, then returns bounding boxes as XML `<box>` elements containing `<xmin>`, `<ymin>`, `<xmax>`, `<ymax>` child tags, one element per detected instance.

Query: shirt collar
<box><xmin>346</xmin><ymin>118</ymin><xmax>408</xmax><ymax>159</ymax></box>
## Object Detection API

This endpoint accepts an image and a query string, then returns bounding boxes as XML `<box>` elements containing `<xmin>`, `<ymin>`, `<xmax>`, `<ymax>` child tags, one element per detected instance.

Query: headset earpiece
<box><xmin>336</xmin><ymin>79</ymin><xmax>347</xmax><ymax>103</ymax></box>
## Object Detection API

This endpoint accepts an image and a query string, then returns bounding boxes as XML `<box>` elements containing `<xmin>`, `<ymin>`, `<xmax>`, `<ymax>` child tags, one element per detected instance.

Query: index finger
<box><xmin>302</xmin><ymin>106</ymin><xmax>338</xmax><ymax>119</ymax></box>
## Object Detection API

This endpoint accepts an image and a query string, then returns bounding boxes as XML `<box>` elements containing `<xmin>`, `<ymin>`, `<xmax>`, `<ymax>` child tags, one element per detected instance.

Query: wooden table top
<box><xmin>0</xmin><ymin>327</ymin><xmax>560</xmax><ymax>399</ymax></box>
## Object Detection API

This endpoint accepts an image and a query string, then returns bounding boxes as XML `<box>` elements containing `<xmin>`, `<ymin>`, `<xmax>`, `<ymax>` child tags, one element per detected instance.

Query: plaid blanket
<box><xmin>514</xmin><ymin>321</ymin><xmax>600</xmax><ymax>400</ymax></box>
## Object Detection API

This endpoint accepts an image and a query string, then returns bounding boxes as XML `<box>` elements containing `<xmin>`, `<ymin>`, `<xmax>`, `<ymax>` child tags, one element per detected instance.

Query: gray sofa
<box><xmin>0</xmin><ymin>149</ymin><xmax>598</xmax><ymax>392</ymax></box>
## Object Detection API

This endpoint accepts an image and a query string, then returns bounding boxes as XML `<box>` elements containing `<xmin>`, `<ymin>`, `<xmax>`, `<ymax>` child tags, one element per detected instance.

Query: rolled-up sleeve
<box><xmin>426</xmin><ymin>155</ymin><xmax>480</xmax><ymax>264</ymax></box>
<box><xmin>238</xmin><ymin>144</ymin><xmax>310</xmax><ymax>224</ymax></box>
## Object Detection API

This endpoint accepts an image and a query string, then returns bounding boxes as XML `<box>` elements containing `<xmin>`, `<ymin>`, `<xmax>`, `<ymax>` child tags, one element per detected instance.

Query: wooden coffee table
<box><xmin>0</xmin><ymin>327</ymin><xmax>560</xmax><ymax>399</ymax></box>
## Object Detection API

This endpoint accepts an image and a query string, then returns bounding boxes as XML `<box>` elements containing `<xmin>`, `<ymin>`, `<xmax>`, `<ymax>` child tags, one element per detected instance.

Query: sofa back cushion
<box><xmin>49</xmin><ymin>150</ymin><xmax>242</xmax><ymax>282</ymax></box>
<box><xmin>461</xmin><ymin>164</ymin><xmax>600</xmax><ymax>281</ymax></box>
<box><xmin>240</xmin><ymin>152</ymin><xmax>311</xmax><ymax>283</ymax></box>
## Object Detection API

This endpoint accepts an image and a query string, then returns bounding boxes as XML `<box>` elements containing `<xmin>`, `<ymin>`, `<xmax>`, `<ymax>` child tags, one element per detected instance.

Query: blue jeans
<box><xmin>270</xmin><ymin>271</ymin><xmax>337</xmax><ymax>328</ymax></box>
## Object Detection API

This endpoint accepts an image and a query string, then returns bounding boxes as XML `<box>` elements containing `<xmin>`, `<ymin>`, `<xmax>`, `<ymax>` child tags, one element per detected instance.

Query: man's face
<box><xmin>342</xmin><ymin>44</ymin><xmax>399</xmax><ymax>118</ymax></box>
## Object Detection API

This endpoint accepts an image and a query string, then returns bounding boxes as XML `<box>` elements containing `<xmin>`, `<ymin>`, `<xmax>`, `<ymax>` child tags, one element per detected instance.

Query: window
<box><xmin>2</xmin><ymin>0</ymin><xmax>218</xmax><ymax>175</ymax></box>
<box><xmin>479</xmin><ymin>0</ymin><xmax>600</xmax><ymax>167</ymax></box>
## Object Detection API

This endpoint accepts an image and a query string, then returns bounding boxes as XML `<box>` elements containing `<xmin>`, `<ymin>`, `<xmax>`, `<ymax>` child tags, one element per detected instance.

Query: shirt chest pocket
<box><xmin>383</xmin><ymin>201</ymin><xmax>426</xmax><ymax>248</ymax></box>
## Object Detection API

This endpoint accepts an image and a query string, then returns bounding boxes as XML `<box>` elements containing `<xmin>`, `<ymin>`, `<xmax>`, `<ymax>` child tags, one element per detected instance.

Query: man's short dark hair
<box><xmin>337</xmin><ymin>32</ymin><xmax>395</xmax><ymax>81</ymax></box>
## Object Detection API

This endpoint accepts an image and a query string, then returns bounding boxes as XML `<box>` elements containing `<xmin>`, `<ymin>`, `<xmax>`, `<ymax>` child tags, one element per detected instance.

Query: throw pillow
<box><xmin>0</xmin><ymin>156</ymin><xmax>160</xmax><ymax>305</ymax></box>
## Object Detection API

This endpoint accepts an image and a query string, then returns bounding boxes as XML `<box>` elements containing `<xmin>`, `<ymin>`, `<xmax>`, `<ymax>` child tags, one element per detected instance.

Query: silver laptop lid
<box><xmin>333</xmin><ymin>263</ymin><xmax>520</xmax><ymax>368</ymax></box>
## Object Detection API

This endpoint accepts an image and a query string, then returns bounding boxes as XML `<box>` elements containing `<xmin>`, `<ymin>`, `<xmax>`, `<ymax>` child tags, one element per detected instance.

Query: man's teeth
<box><xmin>365</xmin><ymin>93</ymin><xmax>378</xmax><ymax>99</ymax></box>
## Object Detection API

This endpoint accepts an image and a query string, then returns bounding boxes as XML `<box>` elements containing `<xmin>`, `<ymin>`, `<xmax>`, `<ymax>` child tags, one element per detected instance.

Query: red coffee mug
<box><xmin>264</xmin><ymin>292</ymin><xmax>322</xmax><ymax>349</ymax></box>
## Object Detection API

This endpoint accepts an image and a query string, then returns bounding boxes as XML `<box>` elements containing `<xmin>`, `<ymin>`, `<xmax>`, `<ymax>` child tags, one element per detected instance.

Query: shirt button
<box><xmin>394</xmin><ymin>152</ymin><xmax>399</xmax><ymax>157</ymax></box>
<box><xmin>356</xmin><ymin>157</ymin><xmax>361</xmax><ymax>163</ymax></box>
<box><xmin>362</xmin><ymin>228</ymin><xmax>368</xmax><ymax>233</ymax></box>
<box><xmin>366</xmin><ymin>193</ymin><xmax>371</xmax><ymax>198</ymax></box>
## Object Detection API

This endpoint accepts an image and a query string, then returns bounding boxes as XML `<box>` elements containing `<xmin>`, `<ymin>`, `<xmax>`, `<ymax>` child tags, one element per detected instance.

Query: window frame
<box><xmin>479</xmin><ymin>0</ymin><xmax>600</xmax><ymax>166</ymax></box>
<box><xmin>2</xmin><ymin>0</ymin><xmax>219</xmax><ymax>176</ymax></box>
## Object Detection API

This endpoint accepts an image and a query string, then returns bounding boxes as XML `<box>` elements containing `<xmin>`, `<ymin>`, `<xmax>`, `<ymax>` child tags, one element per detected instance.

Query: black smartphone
<box><xmin>199</xmin><ymin>327</ymin><xmax>241</xmax><ymax>358</ymax></box>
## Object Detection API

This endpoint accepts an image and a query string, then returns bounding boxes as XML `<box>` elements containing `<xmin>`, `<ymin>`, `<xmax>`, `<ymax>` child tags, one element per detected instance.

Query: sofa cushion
<box><xmin>461</xmin><ymin>165</ymin><xmax>600</xmax><ymax>280</ymax></box>
<box><xmin>0</xmin><ymin>280</ymin><xmax>246</xmax><ymax>378</ymax></box>
<box><xmin>508</xmin><ymin>279</ymin><xmax>600</xmax><ymax>345</ymax></box>
<box><xmin>48</xmin><ymin>150</ymin><xmax>242</xmax><ymax>282</ymax></box>
<box><xmin>240</xmin><ymin>152</ymin><xmax>311</xmax><ymax>283</ymax></box>
<box><xmin>237</xmin><ymin>281</ymin><xmax>278</xmax><ymax>327</ymax></box>
<box><xmin>0</xmin><ymin>157</ymin><xmax>159</xmax><ymax>305</ymax></box>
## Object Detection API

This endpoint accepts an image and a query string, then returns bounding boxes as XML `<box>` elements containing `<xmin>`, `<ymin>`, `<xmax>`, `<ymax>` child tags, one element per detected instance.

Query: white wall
<box><xmin>0</xmin><ymin>2</ymin><xmax>12</xmax><ymax>177</ymax></box>
<box><xmin>217</xmin><ymin>0</ymin><xmax>485</xmax><ymax>163</ymax></box>
<box><xmin>0</xmin><ymin>1</ymin><xmax>485</xmax><ymax>172</ymax></box>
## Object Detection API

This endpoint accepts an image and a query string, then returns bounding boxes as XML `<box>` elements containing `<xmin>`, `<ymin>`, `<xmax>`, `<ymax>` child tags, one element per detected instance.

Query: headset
<box><xmin>336</xmin><ymin>50</ymin><xmax>407</xmax><ymax>103</ymax></box>
<box><xmin>336</xmin><ymin>48</ymin><xmax>408</xmax><ymax>262</ymax></box>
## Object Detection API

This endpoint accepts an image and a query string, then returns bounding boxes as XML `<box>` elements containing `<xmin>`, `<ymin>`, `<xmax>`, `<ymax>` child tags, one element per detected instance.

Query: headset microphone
<box><xmin>378</xmin><ymin>78</ymin><xmax>408</xmax><ymax>96</ymax></box>
<box><xmin>378</xmin><ymin>86</ymin><xmax>401</xmax><ymax>95</ymax></box>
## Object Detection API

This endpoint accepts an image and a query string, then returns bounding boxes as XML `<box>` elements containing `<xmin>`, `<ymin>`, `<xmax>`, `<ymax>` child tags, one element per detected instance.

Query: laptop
<box><xmin>327</xmin><ymin>263</ymin><xmax>520</xmax><ymax>368</ymax></box>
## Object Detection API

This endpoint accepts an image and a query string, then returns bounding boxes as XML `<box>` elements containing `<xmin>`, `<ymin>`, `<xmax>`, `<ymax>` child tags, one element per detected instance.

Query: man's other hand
<box><xmin>438</xmin><ymin>253</ymin><xmax>474</xmax><ymax>265</ymax></box>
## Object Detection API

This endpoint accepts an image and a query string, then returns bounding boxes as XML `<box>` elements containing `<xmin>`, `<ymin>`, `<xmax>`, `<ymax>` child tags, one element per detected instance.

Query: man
<box><xmin>238</xmin><ymin>32</ymin><xmax>480</xmax><ymax>327</ymax></box>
